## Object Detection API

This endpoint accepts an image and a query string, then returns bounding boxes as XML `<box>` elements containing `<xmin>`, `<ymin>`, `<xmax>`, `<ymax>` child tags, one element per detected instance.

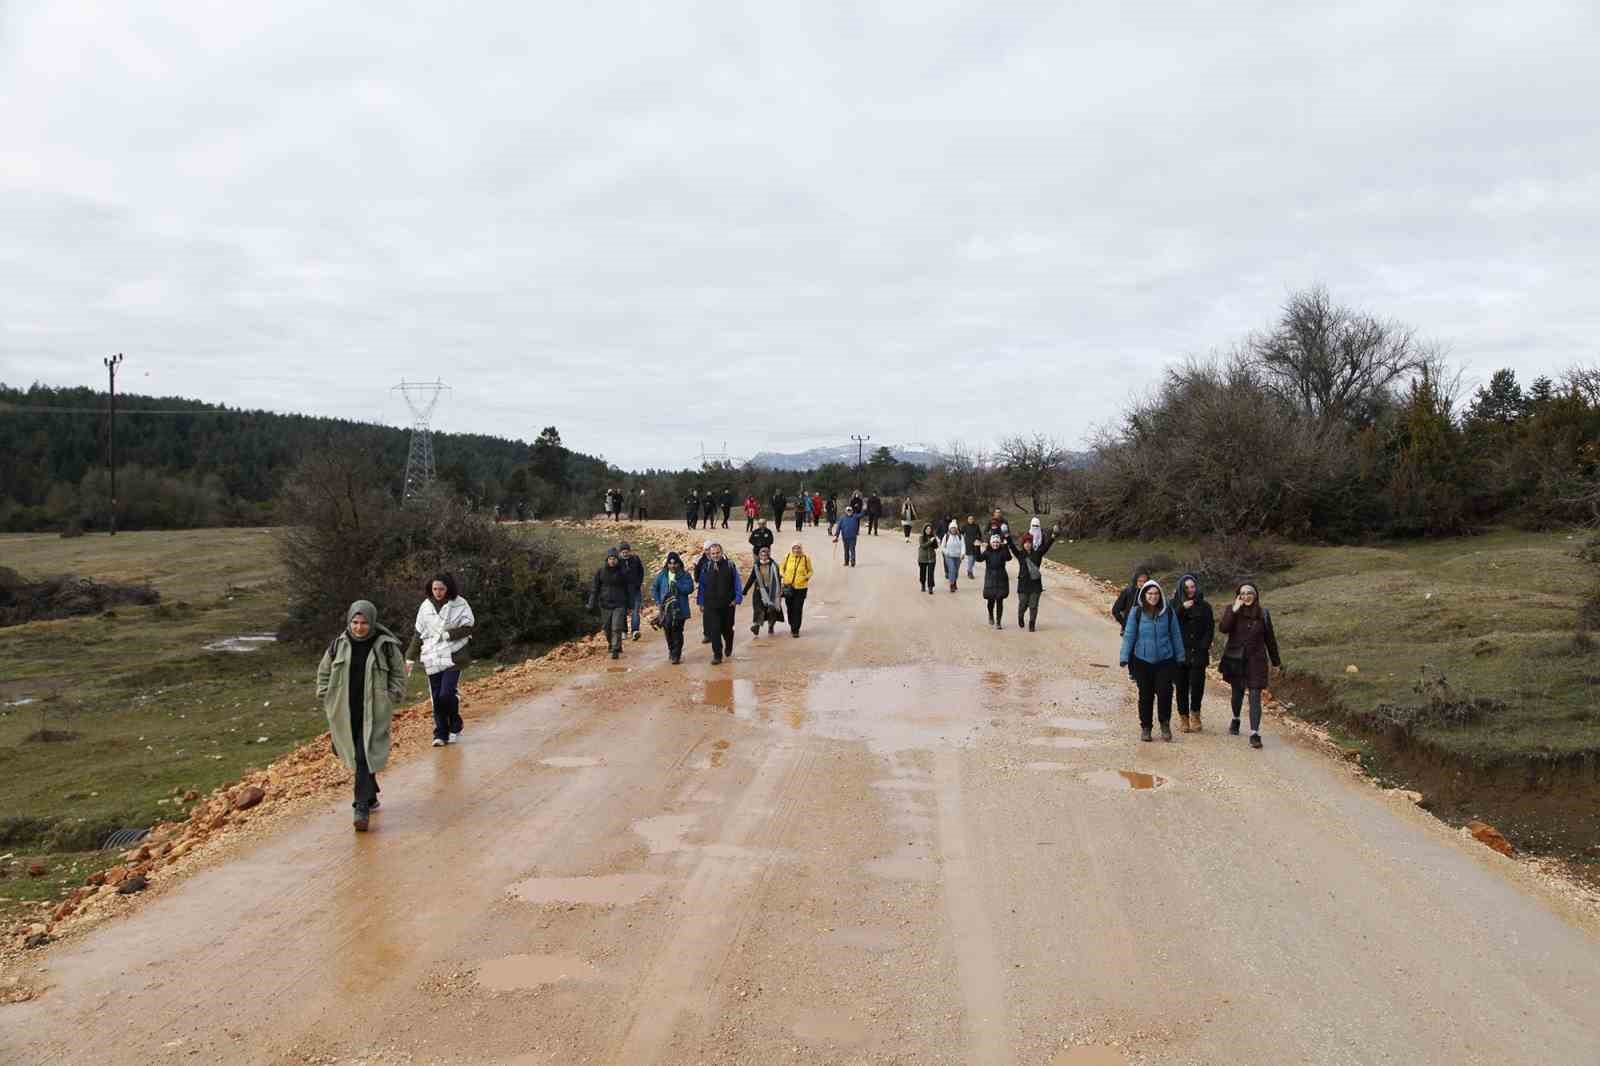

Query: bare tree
<box><xmin>1250</xmin><ymin>286</ymin><xmax>1425</xmax><ymax>427</ymax></box>
<box><xmin>996</xmin><ymin>433</ymin><xmax>1066</xmax><ymax>514</ymax></box>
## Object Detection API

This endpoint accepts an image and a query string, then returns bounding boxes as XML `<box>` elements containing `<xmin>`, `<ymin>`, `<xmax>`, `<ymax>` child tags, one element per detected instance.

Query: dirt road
<box><xmin>6</xmin><ymin>520</ymin><xmax>1600</xmax><ymax>1065</ymax></box>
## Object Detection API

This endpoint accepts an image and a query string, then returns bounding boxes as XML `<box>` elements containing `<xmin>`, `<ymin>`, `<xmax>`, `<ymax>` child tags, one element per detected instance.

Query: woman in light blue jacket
<box><xmin>650</xmin><ymin>552</ymin><xmax>695</xmax><ymax>665</ymax></box>
<box><xmin>1119</xmin><ymin>580</ymin><xmax>1186</xmax><ymax>743</ymax></box>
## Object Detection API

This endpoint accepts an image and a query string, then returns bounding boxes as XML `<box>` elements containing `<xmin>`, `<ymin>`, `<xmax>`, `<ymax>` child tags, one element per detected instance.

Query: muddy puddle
<box><xmin>539</xmin><ymin>756</ymin><xmax>604</xmax><ymax>768</ymax></box>
<box><xmin>698</xmin><ymin>678</ymin><xmax>759</xmax><ymax>717</ymax></box>
<box><xmin>1082</xmin><ymin>770</ymin><xmax>1167</xmax><ymax>791</ymax></box>
<box><xmin>508</xmin><ymin>873</ymin><xmax>664</xmax><ymax>906</ymax></box>
<box><xmin>791</xmin><ymin>1006</ymin><xmax>869</xmax><ymax>1046</ymax></box>
<box><xmin>476</xmin><ymin>953</ymin><xmax>598</xmax><ymax>991</ymax></box>
<box><xmin>1052</xmin><ymin>1046</ymin><xmax>1129</xmax><ymax>1066</ymax></box>
<box><xmin>203</xmin><ymin>634</ymin><xmax>277</xmax><ymax>653</ymax></box>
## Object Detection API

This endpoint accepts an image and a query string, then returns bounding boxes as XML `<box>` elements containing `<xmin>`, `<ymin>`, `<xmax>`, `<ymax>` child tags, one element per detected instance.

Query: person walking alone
<box><xmin>1119</xmin><ymin>580</ymin><xmax>1186</xmax><ymax>742</ymax></box>
<box><xmin>651</xmin><ymin>552</ymin><xmax>694</xmax><ymax>664</ymax></box>
<box><xmin>769</xmin><ymin>489</ymin><xmax>787</xmax><ymax>530</ymax></box>
<box><xmin>971</xmin><ymin>533</ymin><xmax>1014</xmax><ymax>628</ymax></box>
<box><xmin>900</xmin><ymin>497</ymin><xmax>918</xmax><ymax>541</ymax></box>
<box><xmin>588</xmin><ymin>548</ymin><xmax>632</xmax><ymax>659</ymax></box>
<box><xmin>318</xmin><ymin>600</ymin><xmax>407</xmax><ymax>832</ymax></box>
<box><xmin>686</xmin><ymin>489</ymin><xmax>700</xmax><ymax>530</ymax></box>
<box><xmin>1174</xmin><ymin>573</ymin><xmax>1215</xmax><ymax>733</ymax></box>
<box><xmin>744</xmin><ymin>544</ymin><xmax>784</xmax><ymax>637</ymax></box>
<box><xmin>406</xmin><ymin>573</ymin><xmax>475</xmax><ymax>747</ymax></box>
<box><xmin>720</xmin><ymin>487</ymin><xmax>735</xmax><ymax>529</ymax></box>
<box><xmin>618</xmin><ymin>541</ymin><xmax>646</xmax><ymax>641</ymax></box>
<box><xmin>780</xmin><ymin>541</ymin><xmax>812</xmax><ymax>637</ymax></box>
<box><xmin>825</xmin><ymin>494</ymin><xmax>839</xmax><ymax>535</ymax></box>
<box><xmin>834</xmin><ymin>505</ymin><xmax>864</xmax><ymax>567</ymax></box>
<box><xmin>1218</xmin><ymin>583</ymin><xmax>1282</xmax><ymax>748</ymax></box>
<box><xmin>1008</xmin><ymin>520</ymin><xmax>1060</xmax><ymax>631</ymax></box>
<box><xmin>866</xmin><ymin>493</ymin><xmax>883</xmax><ymax>535</ymax></box>
<box><xmin>940</xmin><ymin>520</ymin><xmax>966</xmax><ymax>591</ymax></box>
<box><xmin>916</xmin><ymin>522</ymin><xmax>939</xmax><ymax>594</ymax></box>
<box><xmin>961</xmin><ymin>515</ymin><xmax>981</xmax><ymax>580</ymax></box>
<box><xmin>696</xmin><ymin>542</ymin><xmax>742</xmax><ymax>664</ymax></box>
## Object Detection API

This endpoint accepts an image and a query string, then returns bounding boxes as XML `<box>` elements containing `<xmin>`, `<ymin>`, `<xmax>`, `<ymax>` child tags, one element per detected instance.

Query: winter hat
<box><xmin>948</xmin><ymin>520</ymin><xmax>959</xmax><ymax>532</ymax></box>
<box><xmin>605</xmin><ymin>548</ymin><xmax>620</xmax><ymax>564</ymax></box>
<box><xmin>618</xmin><ymin>541</ymin><xmax>632</xmax><ymax>551</ymax></box>
<box><xmin>1029</xmin><ymin>516</ymin><xmax>1043</xmax><ymax>540</ymax></box>
<box><xmin>665</xmin><ymin>551</ymin><xmax>683</xmax><ymax>567</ymax></box>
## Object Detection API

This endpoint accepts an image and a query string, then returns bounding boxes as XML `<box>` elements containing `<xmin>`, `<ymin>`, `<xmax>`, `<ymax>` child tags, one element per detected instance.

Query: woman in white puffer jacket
<box><xmin>405</xmin><ymin>573</ymin><xmax>476</xmax><ymax>747</ymax></box>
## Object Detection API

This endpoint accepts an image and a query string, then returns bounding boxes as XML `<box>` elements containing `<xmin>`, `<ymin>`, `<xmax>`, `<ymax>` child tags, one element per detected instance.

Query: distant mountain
<box><xmin>747</xmin><ymin>443</ymin><xmax>943</xmax><ymax>471</ymax></box>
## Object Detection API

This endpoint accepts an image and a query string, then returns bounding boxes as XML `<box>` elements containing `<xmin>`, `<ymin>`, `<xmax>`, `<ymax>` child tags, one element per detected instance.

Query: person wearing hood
<box><xmin>696</xmin><ymin>541</ymin><xmax>743</xmax><ymax>664</ymax></box>
<box><xmin>1008</xmin><ymin>520</ymin><xmax>1061</xmax><ymax>631</ymax></box>
<box><xmin>618</xmin><ymin>542</ymin><xmax>646</xmax><ymax>641</ymax></box>
<box><xmin>779</xmin><ymin>541</ymin><xmax>813</xmax><ymax>637</ymax></box>
<box><xmin>685</xmin><ymin>489</ymin><xmax>700</xmax><ymax>530</ymax></box>
<box><xmin>971</xmin><ymin>532</ymin><xmax>1015</xmax><ymax>628</ymax></box>
<box><xmin>405</xmin><ymin>573</ymin><xmax>475</xmax><ymax>747</ymax></box>
<box><xmin>916</xmin><ymin>522</ymin><xmax>940</xmax><ymax>593</ymax></box>
<box><xmin>651</xmin><ymin>552</ymin><xmax>695</xmax><ymax>664</ymax></box>
<box><xmin>834</xmin><ymin>505</ymin><xmax>864</xmax><ymax>566</ymax></box>
<box><xmin>1111</xmin><ymin>567</ymin><xmax>1153</xmax><ymax>633</ymax></box>
<box><xmin>588</xmin><ymin>548</ymin><xmax>632</xmax><ymax>659</ymax></box>
<box><xmin>743</xmin><ymin>544</ymin><xmax>785</xmax><ymax>636</ymax></box>
<box><xmin>901</xmin><ymin>498</ymin><xmax>919</xmax><ymax>541</ymax></box>
<box><xmin>865</xmin><ymin>493</ymin><xmax>883</xmax><ymax>535</ymax></box>
<box><xmin>317</xmin><ymin>600</ymin><xmax>408</xmax><ymax>831</ymax></box>
<box><xmin>1218</xmin><ymin>582</ymin><xmax>1283</xmax><ymax>749</ymax></box>
<box><xmin>1174</xmin><ymin>573</ymin><xmax>1215</xmax><ymax>733</ymax></box>
<box><xmin>940</xmin><ymin>520</ymin><xmax>967</xmax><ymax>592</ymax></box>
<box><xmin>1119</xmin><ymin>580</ymin><xmax>1186</xmax><ymax>742</ymax></box>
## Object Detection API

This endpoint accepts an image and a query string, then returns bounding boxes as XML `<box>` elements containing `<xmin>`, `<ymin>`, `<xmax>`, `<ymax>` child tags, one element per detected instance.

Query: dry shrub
<box><xmin>0</xmin><ymin>570</ymin><xmax>159</xmax><ymax>627</ymax></box>
<box><xmin>1178</xmin><ymin>534</ymin><xmax>1295</xmax><ymax>591</ymax></box>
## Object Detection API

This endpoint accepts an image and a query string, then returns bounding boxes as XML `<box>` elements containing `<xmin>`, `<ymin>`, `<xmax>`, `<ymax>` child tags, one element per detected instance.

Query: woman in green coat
<box><xmin>316</xmin><ymin>599</ymin><xmax>408</xmax><ymax>831</ymax></box>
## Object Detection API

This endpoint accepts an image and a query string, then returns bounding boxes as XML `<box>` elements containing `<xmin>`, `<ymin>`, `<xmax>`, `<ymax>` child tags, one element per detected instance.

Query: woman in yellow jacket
<box><xmin>779</xmin><ymin>542</ymin><xmax>814</xmax><ymax>638</ymax></box>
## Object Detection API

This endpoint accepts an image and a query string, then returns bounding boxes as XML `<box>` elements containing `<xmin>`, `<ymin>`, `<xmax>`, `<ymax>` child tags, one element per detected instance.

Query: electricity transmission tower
<box><xmin>392</xmin><ymin>378</ymin><xmax>450</xmax><ymax>500</ymax></box>
<box><xmin>851</xmin><ymin>433</ymin><xmax>871</xmax><ymax>472</ymax></box>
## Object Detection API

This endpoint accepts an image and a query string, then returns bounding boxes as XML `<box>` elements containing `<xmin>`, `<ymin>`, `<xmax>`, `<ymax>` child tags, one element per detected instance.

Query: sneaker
<box><xmin>449</xmin><ymin>732</ymin><xmax>460</xmax><ymax>743</ymax></box>
<box><xmin>632</xmin><ymin>632</ymin><xmax>640</xmax><ymax>641</ymax></box>
<box><xmin>369</xmin><ymin>798</ymin><xmax>380</xmax><ymax>810</ymax></box>
<box><xmin>711</xmin><ymin>655</ymin><xmax>722</xmax><ymax>665</ymax></box>
<box><xmin>1250</xmin><ymin>733</ymin><xmax>1264</xmax><ymax>749</ymax></box>
<box><xmin>1160</xmin><ymin>724</ymin><xmax>1173</xmax><ymax>741</ymax></box>
<box><xmin>431</xmin><ymin>738</ymin><xmax>445</xmax><ymax>747</ymax></box>
<box><xmin>1140</xmin><ymin>727</ymin><xmax>1153</xmax><ymax>742</ymax></box>
<box><xmin>1229</xmin><ymin>718</ymin><xmax>1241</xmax><ymax>736</ymax></box>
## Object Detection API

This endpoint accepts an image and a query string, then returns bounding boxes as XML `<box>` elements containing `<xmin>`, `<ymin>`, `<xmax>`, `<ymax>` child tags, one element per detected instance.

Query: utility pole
<box><xmin>103</xmin><ymin>353</ymin><xmax>124</xmax><ymax>535</ymax></box>
<box><xmin>851</xmin><ymin>433</ymin><xmax>871</xmax><ymax>473</ymax></box>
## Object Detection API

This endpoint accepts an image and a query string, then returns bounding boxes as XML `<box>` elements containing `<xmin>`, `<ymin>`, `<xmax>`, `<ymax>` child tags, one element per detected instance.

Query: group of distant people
<box><xmin>602</xmin><ymin>487</ymin><xmax>648</xmax><ymax>521</ymax></box>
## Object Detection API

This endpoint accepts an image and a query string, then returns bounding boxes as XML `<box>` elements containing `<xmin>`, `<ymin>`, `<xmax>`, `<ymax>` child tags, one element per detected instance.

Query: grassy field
<box><xmin>1047</xmin><ymin>528</ymin><xmax>1599</xmax><ymax>761</ymax></box>
<box><xmin>0</xmin><ymin>522</ymin><xmax>652</xmax><ymax>922</ymax></box>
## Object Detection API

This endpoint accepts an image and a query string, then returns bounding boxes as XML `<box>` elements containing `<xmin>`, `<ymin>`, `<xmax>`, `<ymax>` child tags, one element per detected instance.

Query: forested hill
<box><xmin>0</xmin><ymin>384</ymin><xmax>608</xmax><ymax>531</ymax></box>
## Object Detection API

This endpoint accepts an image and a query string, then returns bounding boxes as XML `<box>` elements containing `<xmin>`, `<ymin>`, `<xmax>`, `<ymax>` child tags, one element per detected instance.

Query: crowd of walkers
<box><xmin>316</xmin><ymin>504</ymin><xmax>1285</xmax><ymax>832</ymax></box>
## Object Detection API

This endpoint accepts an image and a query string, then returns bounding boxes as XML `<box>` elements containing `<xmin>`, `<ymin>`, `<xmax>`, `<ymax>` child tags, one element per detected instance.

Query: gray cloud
<box><xmin>3</xmin><ymin>1</ymin><xmax>1597</xmax><ymax>469</ymax></box>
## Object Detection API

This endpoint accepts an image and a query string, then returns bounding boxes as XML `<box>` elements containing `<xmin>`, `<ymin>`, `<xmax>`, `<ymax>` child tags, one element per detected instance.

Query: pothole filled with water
<box><xmin>698</xmin><ymin>678</ymin><xmax>759</xmax><ymax>717</ymax></box>
<box><xmin>1082</xmin><ymin>770</ymin><xmax>1167</xmax><ymax>791</ymax></box>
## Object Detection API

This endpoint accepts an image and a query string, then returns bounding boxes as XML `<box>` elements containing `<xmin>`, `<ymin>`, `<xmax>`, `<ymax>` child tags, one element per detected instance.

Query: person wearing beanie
<box><xmin>588</xmin><ymin>548</ymin><xmax>632</xmax><ymax>659</ymax></box>
<box><xmin>940</xmin><ymin>520</ymin><xmax>967</xmax><ymax>591</ymax></box>
<box><xmin>618</xmin><ymin>542</ymin><xmax>646</xmax><ymax>641</ymax></box>
<box><xmin>317</xmin><ymin>600</ymin><xmax>408</xmax><ymax>831</ymax></box>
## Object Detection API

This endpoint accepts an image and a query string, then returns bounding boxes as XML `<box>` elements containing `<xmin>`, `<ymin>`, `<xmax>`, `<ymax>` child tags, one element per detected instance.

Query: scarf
<box><xmin>752</xmin><ymin>559</ymin><xmax>781</xmax><ymax>606</ymax></box>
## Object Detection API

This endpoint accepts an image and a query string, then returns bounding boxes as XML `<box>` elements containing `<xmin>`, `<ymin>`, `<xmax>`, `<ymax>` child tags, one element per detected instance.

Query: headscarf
<box><xmin>346</xmin><ymin>599</ymin><xmax>378</xmax><ymax>636</ymax></box>
<box><xmin>665</xmin><ymin>551</ymin><xmax>683</xmax><ymax>569</ymax></box>
<box><xmin>1029</xmin><ymin>517</ymin><xmax>1043</xmax><ymax>544</ymax></box>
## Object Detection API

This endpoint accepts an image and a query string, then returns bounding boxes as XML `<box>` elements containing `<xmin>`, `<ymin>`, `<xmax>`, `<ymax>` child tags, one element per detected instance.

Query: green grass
<box><xmin>0</xmin><ymin>522</ymin><xmax>642</xmax><ymax>924</ymax></box>
<box><xmin>1048</xmin><ymin>528</ymin><xmax>1600</xmax><ymax>761</ymax></box>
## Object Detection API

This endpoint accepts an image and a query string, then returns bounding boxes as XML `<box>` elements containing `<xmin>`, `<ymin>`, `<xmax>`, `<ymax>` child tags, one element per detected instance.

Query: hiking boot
<box><xmin>1160</xmin><ymin>724</ymin><xmax>1173</xmax><ymax>741</ymax></box>
<box><xmin>1229</xmin><ymin>717</ymin><xmax>1241</xmax><ymax>735</ymax></box>
<box><xmin>751</xmin><ymin>623</ymin><xmax>761</xmax><ymax>635</ymax></box>
<box><xmin>1250</xmin><ymin>733</ymin><xmax>1264</xmax><ymax>749</ymax></box>
<box><xmin>791</xmin><ymin>630</ymin><xmax>799</xmax><ymax>638</ymax></box>
<box><xmin>669</xmin><ymin>654</ymin><xmax>681</xmax><ymax>665</ymax></box>
<box><xmin>1192</xmin><ymin>711</ymin><xmax>1203</xmax><ymax>732</ymax></box>
<box><xmin>711</xmin><ymin>654</ymin><xmax>722</xmax><ymax>665</ymax></box>
<box><xmin>368</xmin><ymin>798</ymin><xmax>380</xmax><ymax>810</ymax></box>
<box><xmin>353</xmin><ymin>811</ymin><xmax>370</xmax><ymax>832</ymax></box>
<box><xmin>1028</xmin><ymin>622</ymin><xmax>1036</xmax><ymax>632</ymax></box>
<box><xmin>610</xmin><ymin>649</ymin><xmax>620</xmax><ymax>660</ymax></box>
<box><xmin>701</xmin><ymin>635</ymin><xmax>710</xmax><ymax>643</ymax></box>
<box><xmin>1179</xmin><ymin>714</ymin><xmax>1192</xmax><ymax>733</ymax></box>
<box><xmin>1140</xmin><ymin>727</ymin><xmax>1153</xmax><ymax>742</ymax></box>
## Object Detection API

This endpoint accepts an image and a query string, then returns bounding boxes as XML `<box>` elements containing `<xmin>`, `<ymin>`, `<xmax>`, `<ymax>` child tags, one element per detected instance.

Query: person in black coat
<box><xmin>971</xmin><ymin>532</ymin><xmax>1014</xmax><ymax>629</ymax></box>
<box><xmin>685</xmin><ymin>490</ymin><xmax>700</xmax><ymax>529</ymax></box>
<box><xmin>748</xmin><ymin>519</ymin><xmax>775</xmax><ymax>561</ymax></box>
<box><xmin>701</xmin><ymin>491</ymin><xmax>718</xmax><ymax>527</ymax></box>
<box><xmin>720</xmin><ymin>487</ymin><xmax>735</xmax><ymax>528</ymax></box>
<box><xmin>695</xmin><ymin>542</ymin><xmax>742</xmax><ymax>665</ymax></box>
<box><xmin>865</xmin><ymin>493</ymin><xmax>883</xmax><ymax>535</ymax></box>
<box><xmin>618</xmin><ymin>542</ymin><xmax>647</xmax><ymax>642</ymax></box>
<box><xmin>1173</xmin><ymin>573</ymin><xmax>1215</xmax><ymax>732</ymax></box>
<box><xmin>1007</xmin><ymin>523</ymin><xmax>1060</xmax><ymax>631</ymax></box>
<box><xmin>769</xmin><ymin>490</ymin><xmax>787</xmax><ymax>527</ymax></box>
<box><xmin>1111</xmin><ymin>566</ymin><xmax>1152</xmax><ymax>633</ymax></box>
<box><xmin>588</xmin><ymin>549</ymin><xmax>632</xmax><ymax>659</ymax></box>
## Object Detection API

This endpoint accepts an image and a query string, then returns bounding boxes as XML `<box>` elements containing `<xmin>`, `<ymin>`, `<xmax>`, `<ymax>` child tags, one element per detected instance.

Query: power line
<box><xmin>851</xmin><ymin>433</ymin><xmax>871</xmax><ymax>471</ymax></box>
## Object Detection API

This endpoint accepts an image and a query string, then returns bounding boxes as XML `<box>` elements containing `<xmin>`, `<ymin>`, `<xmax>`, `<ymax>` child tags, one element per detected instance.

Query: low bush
<box><xmin>1360</xmin><ymin>667</ymin><xmax>1508</xmax><ymax>735</ymax></box>
<box><xmin>1177</xmin><ymin>534</ymin><xmax>1295</xmax><ymax>591</ymax></box>
<box><xmin>0</xmin><ymin>570</ymin><xmax>159</xmax><ymax>627</ymax></box>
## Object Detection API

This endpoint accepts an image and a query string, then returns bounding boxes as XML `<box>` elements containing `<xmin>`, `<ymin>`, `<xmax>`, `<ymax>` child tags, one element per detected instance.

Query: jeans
<box><xmin>602</xmin><ymin>606</ymin><xmax>627</xmax><ymax>652</ymax></box>
<box><xmin>1016</xmin><ymin>590</ymin><xmax>1040</xmax><ymax>627</ymax></box>
<box><xmin>965</xmin><ymin>553</ymin><xmax>975</xmax><ymax>579</ymax></box>
<box><xmin>703</xmin><ymin>606</ymin><xmax>735</xmax><ymax>659</ymax></box>
<box><xmin>1231</xmin><ymin>684</ymin><xmax>1263</xmax><ymax>732</ymax></box>
<box><xmin>428</xmin><ymin>668</ymin><xmax>463</xmax><ymax>741</ymax></box>
<box><xmin>626</xmin><ymin>588</ymin><xmax>642</xmax><ymax>634</ymax></box>
<box><xmin>784</xmin><ymin>588</ymin><xmax>806</xmax><ymax>634</ymax></box>
<box><xmin>1176</xmin><ymin>663</ymin><xmax>1207</xmax><ymax>716</ymax></box>
<box><xmin>842</xmin><ymin>538</ymin><xmax>857</xmax><ymax>566</ymax></box>
<box><xmin>943</xmin><ymin>555</ymin><xmax>962</xmax><ymax>585</ymax></box>
<box><xmin>919</xmin><ymin>561</ymin><xmax>935</xmax><ymax>591</ymax></box>
<box><xmin>1130</xmin><ymin>657</ymin><xmax>1177</xmax><ymax>729</ymax></box>
<box><xmin>663</xmin><ymin>619</ymin><xmax>685</xmax><ymax>660</ymax></box>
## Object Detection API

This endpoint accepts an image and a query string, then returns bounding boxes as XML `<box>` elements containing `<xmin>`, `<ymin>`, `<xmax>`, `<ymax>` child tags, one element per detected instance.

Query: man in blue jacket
<box><xmin>695</xmin><ymin>542</ymin><xmax>743</xmax><ymax>665</ymax></box>
<box><xmin>834</xmin><ymin>505</ymin><xmax>864</xmax><ymax>567</ymax></box>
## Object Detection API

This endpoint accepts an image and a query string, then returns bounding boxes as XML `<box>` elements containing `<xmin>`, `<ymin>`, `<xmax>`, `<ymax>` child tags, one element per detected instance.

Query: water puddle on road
<box><xmin>820</xmin><ymin>925</ymin><xmax>901</xmax><ymax>954</ymax></box>
<box><xmin>1082</xmin><ymin>770</ymin><xmax>1167</xmax><ymax>791</ymax></box>
<box><xmin>698</xmin><ymin>678</ymin><xmax>758</xmax><ymax>717</ymax></box>
<box><xmin>1051</xmin><ymin>1046</ymin><xmax>1129</xmax><ymax>1066</ymax></box>
<box><xmin>476</xmin><ymin>953</ymin><xmax>598</xmax><ymax>991</ymax></box>
<box><xmin>791</xmin><ymin>1006</ymin><xmax>869</xmax><ymax>1046</ymax></box>
<box><xmin>508</xmin><ymin>873</ymin><xmax>664</xmax><ymax>906</ymax></box>
<box><xmin>632</xmin><ymin>813</ymin><xmax>698</xmax><ymax>854</ymax></box>
<box><xmin>1047</xmin><ymin>717</ymin><xmax>1108</xmax><ymax>731</ymax></box>
<box><xmin>1027</xmin><ymin>736</ymin><xmax>1099</xmax><ymax>749</ymax></box>
<box><xmin>540</xmin><ymin>756</ymin><xmax>604</xmax><ymax>768</ymax></box>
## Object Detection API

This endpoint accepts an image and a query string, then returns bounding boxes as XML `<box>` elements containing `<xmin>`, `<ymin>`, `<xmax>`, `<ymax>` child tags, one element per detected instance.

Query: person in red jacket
<box><xmin>743</xmin><ymin>494</ymin><xmax>760</xmax><ymax>532</ymax></box>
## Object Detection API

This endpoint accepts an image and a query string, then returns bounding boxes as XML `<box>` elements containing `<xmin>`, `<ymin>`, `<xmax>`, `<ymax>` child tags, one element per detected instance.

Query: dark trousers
<box><xmin>349</xmin><ymin>698</ymin><xmax>381</xmax><ymax>812</ymax></box>
<box><xmin>1130</xmin><ymin>657</ymin><xmax>1176</xmax><ymax>729</ymax></box>
<box><xmin>793</xmin><ymin>512</ymin><xmax>804</xmax><ymax>532</ymax></box>
<box><xmin>746</xmin><ymin>514</ymin><xmax>755</xmax><ymax>532</ymax></box>
<box><xmin>785</xmin><ymin>588</ymin><xmax>806</xmax><ymax>634</ymax></box>
<box><xmin>687</xmin><ymin>511</ymin><xmax>697</xmax><ymax>528</ymax></box>
<box><xmin>1176</xmin><ymin>663</ymin><xmax>1207</xmax><ymax>716</ymax></box>
<box><xmin>774</xmin><ymin>508</ymin><xmax>785</xmax><ymax>528</ymax></box>
<box><xmin>867</xmin><ymin>514</ymin><xmax>879</xmax><ymax>534</ymax></box>
<box><xmin>703</xmin><ymin>605</ymin><xmax>735</xmax><ymax>658</ymax></box>
<box><xmin>428</xmin><ymin>668</ymin><xmax>463</xmax><ymax>741</ymax></box>
<box><xmin>601</xmin><ymin>606</ymin><xmax>627</xmax><ymax>652</ymax></box>
<box><xmin>1231</xmin><ymin>683</ymin><xmax>1264</xmax><ymax>732</ymax></box>
<box><xmin>1017</xmin><ymin>590</ymin><xmax>1040</xmax><ymax>627</ymax></box>
<box><xmin>638</xmin><ymin>505</ymin><xmax>648</xmax><ymax>520</ymax></box>
<box><xmin>663</xmin><ymin>619</ymin><xmax>685</xmax><ymax>660</ymax></box>
<box><xmin>918</xmin><ymin>561</ymin><xmax>935</xmax><ymax>591</ymax></box>
<box><xmin>842</xmin><ymin>538</ymin><xmax>857</xmax><ymax>566</ymax></box>
<box><xmin>985</xmin><ymin>595</ymin><xmax>1005</xmax><ymax>623</ymax></box>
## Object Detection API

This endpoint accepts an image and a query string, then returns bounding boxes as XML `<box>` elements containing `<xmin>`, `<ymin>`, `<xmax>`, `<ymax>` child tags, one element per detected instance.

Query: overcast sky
<box><xmin>3</xmin><ymin>2</ymin><xmax>1597</xmax><ymax>470</ymax></box>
